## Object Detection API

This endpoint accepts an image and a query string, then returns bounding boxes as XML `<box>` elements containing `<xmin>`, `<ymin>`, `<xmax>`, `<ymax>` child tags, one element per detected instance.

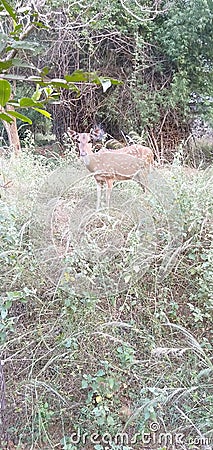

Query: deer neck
<box><xmin>81</xmin><ymin>153</ymin><xmax>92</xmax><ymax>167</ymax></box>
<box><xmin>78</xmin><ymin>133</ymin><xmax>93</xmax><ymax>156</ymax></box>
<box><xmin>79</xmin><ymin>142</ymin><xmax>93</xmax><ymax>155</ymax></box>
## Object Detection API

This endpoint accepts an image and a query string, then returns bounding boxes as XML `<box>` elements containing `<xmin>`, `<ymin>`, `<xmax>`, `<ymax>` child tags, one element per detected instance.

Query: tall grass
<box><xmin>0</xmin><ymin>149</ymin><xmax>212</xmax><ymax>449</ymax></box>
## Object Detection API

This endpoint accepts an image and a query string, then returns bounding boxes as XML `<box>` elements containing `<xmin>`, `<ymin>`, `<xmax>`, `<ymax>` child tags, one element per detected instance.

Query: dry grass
<box><xmin>0</xmin><ymin>150</ymin><xmax>212</xmax><ymax>449</ymax></box>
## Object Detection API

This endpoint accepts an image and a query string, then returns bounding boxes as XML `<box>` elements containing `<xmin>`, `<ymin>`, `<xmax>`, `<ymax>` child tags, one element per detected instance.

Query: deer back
<box><xmin>98</xmin><ymin>144</ymin><xmax>154</xmax><ymax>165</ymax></box>
<box><xmin>82</xmin><ymin>151</ymin><xmax>148</xmax><ymax>181</ymax></box>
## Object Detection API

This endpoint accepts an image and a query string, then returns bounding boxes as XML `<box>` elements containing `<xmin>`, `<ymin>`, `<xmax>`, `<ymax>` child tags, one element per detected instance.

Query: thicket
<box><xmin>1</xmin><ymin>0</ymin><xmax>212</xmax><ymax>159</ymax></box>
<box><xmin>28</xmin><ymin>0</ymin><xmax>213</xmax><ymax>159</ymax></box>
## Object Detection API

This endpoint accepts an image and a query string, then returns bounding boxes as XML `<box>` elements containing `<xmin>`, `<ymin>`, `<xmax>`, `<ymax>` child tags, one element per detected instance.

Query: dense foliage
<box><xmin>0</xmin><ymin>0</ymin><xmax>212</xmax><ymax>156</ymax></box>
<box><xmin>28</xmin><ymin>0</ymin><xmax>213</xmax><ymax>156</ymax></box>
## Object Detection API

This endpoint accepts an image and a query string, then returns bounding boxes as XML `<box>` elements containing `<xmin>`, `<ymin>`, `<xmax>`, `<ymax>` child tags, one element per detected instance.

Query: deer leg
<box><xmin>106</xmin><ymin>179</ymin><xmax>113</xmax><ymax>208</ymax></box>
<box><xmin>134</xmin><ymin>170</ymin><xmax>147</xmax><ymax>193</ymax></box>
<box><xmin>96</xmin><ymin>182</ymin><xmax>103</xmax><ymax>211</ymax></box>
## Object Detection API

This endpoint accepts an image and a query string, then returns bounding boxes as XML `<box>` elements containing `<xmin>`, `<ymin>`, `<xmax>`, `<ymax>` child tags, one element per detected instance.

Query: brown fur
<box><xmin>69</xmin><ymin>130</ymin><xmax>153</xmax><ymax>209</ymax></box>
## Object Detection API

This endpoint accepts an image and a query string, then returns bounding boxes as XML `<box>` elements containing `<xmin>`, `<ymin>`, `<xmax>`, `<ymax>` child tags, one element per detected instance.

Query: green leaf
<box><xmin>48</xmin><ymin>93</ymin><xmax>60</xmax><ymax>99</ymax></box>
<box><xmin>50</xmin><ymin>79</ymin><xmax>69</xmax><ymax>89</ymax></box>
<box><xmin>11</xmin><ymin>58</ymin><xmax>37</xmax><ymax>69</ymax></box>
<box><xmin>98</xmin><ymin>76</ymin><xmax>122</xmax><ymax>87</ymax></box>
<box><xmin>67</xmin><ymin>84</ymin><xmax>80</xmax><ymax>94</ymax></box>
<box><xmin>1</xmin><ymin>0</ymin><xmax>17</xmax><ymax>21</ymax></box>
<box><xmin>0</xmin><ymin>60</ymin><xmax>13</xmax><ymax>70</ymax></box>
<box><xmin>39</xmin><ymin>66</ymin><xmax>49</xmax><ymax>77</ymax></box>
<box><xmin>44</xmin><ymin>86</ymin><xmax>53</xmax><ymax>97</ymax></box>
<box><xmin>107</xmin><ymin>77</ymin><xmax>122</xmax><ymax>85</ymax></box>
<box><xmin>6</xmin><ymin>110</ymin><xmax>32</xmax><ymax>124</ymax></box>
<box><xmin>50</xmin><ymin>78</ymin><xmax>79</xmax><ymax>91</ymax></box>
<box><xmin>7</xmin><ymin>100</ymin><xmax>19</xmax><ymax>107</ymax></box>
<box><xmin>28</xmin><ymin>76</ymin><xmax>43</xmax><ymax>82</ymax></box>
<box><xmin>7</xmin><ymin>40</ymin><xmax>40</xmax><ymax>51</ymax></box>
<box><xmin>19</xmin><ymin>97</ymin><xmax>44</xmax><ymax>108</ymax></box>
<box><xmin>32</xmin><ymin>21</ymin><xmax>48</xmax><ymax>29</ymax></box>
<box><xmin>65</xmin><ymin>71</ymin><xmax>122</xmax><ymax>91</ymax></box>
<box><xmin>31</xmin><ymin>85</ymin><xmax>41</xmax><ymax>101</ymax></box>
<box><xmin>65</xmin><ymin>70</ymin><xmax>91</xmax><ymax>82</ymax></box>
<box><xmin>12</xmin><ymin>24</ymin><xmax>23</xmax><ymax>34</ymax></box>
<box><xmin>0</xmin><ymin>79</ymin><xmax>11</xmax><ymax>106</ymax></box>
<box><xmin>34</xmin><ymin>81</ymin><xmax>50</xmax><ymax>87</ymax></box>
<box><xmin>33</xmin><ymin>108</ymin><xmax>52</xmax><ymax>119</ymax></box>
<box><xmin>0</xmin><ymin>112</ymin><xmax>14</xmax><ymax>123</ymax></box>
<box><xmin>0</xmin><ymin>74</ymin><xmax>27</xmax><ymax>81</ymax></box>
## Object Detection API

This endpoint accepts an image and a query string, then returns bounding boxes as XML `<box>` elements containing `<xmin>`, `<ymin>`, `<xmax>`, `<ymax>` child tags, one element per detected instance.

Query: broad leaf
<box><xmin>7</xmin><ymin>100</ymin><xmax>20</xmax><ymax>107</ymax></box>
<box><xmin>0</xmin><ymin>79</ymin><xmax>11</xmax><ymax>106</ymax></box>
<box><xmin>31</xmin><ymin>85</ymin><xmax>41</xmax><ymax>101</ymax></box>
<box><xmin>19</xmin><ymin>97</ymin><xmax>44</xmax><ymax>108</ymax></box>
<box><xmin>12</xmin><ymin>58</ymin><xmax>37</xmax><ymax>69</ymax></box>
<box><xmin>50</xmin><ymin>79</ymin><xmax>70</xmax><ymax>89</ymax></box>
<box><xmin>0</xmin><ymin>74</ymin><xmax>27</xmax><ymax>81</ymax></box>
<box><xmin>50</xmin><ymin>80</ymin><xmax>80</xmax><ymax>93</ymax></box>
<box><xmin>65</xmin><ymin>71</ymin><xmax>122</xmax><ymax>91</ymax></box>
<box><xmin>99</xmin><ymin>76</ymin><xmax>122</xmax><ymax>86</ymax></box>
<box><xmin>0</xmin><ymin>112</ymin><xmax>13</xmax><ymax>123</ymax></box>
<box><xmin>67</xmin><ymin>84</ymin><xmax>80</xmax><ymax>94</ymax></box>
<box><xmin>28</xmin><ymin>76</ymin><xmax>43</xmax><ymax>82</ymax></box>
<box><xmin>7</xmin><ymin>40</ymin><xmax>40</xmax><ymax>51</ymax></box>
<box><xmin>0</xmin><ymin>60</ymin><xmax>13</xmax><ymax>70</ymax></box>
<box><xmin>44</xmin><ymin>87</ymin><xmax>53</xmax><ymax>96</ymax></box>
<box><xmin>39</xmin><ymin>66</ymin><xmax>49</xmax><ymax>77</ymax></box>
<box><xmin>50</xmin><ymin>78</ymin><xmax>68</xmax><ymax>84</ymax></box>
<box><xmin>65</xmin><ymin>70</ymin><xmax>91</xmax><ymax>82</ymax></box>
<box><xmin>6</xmin><ymin>110</ymin><xmax>32</xmax><ymax>124</ymax></box>
<box><xmin>33</xmin><ymin>108</ymin><xmax>52</xmax><ymax>119</ymax></box>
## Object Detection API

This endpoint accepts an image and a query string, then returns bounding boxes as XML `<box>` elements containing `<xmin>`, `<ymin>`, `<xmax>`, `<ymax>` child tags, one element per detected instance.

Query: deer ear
<box><xmin>67</xmin><ymin>129</ymin><xmax>77</xmax><ymax>139</ymax></box>
<box><xmin>90</xmin><ymin>125</ymin><xmax>105</xmax><ymax>141</ymax></box>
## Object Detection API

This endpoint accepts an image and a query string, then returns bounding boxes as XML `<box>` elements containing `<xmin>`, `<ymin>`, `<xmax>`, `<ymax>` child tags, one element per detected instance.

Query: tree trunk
<box><xmin>2</xmin><ymin>105</ymin><xmax>21</xmax><ymax>157</ymax></box>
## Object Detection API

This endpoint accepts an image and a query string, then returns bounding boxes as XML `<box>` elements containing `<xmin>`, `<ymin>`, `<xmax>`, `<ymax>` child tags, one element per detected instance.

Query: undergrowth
<box><xmin>0</xmin><ymin>149</ymin><xmax>212</xmax><ymax>450</ymax></box>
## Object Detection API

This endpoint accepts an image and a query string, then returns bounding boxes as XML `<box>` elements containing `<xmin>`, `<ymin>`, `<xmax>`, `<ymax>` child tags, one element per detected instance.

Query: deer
<box><xmin>90</xmin><ymin>125</ymin><xmax>154</xmax><ymax>171</ymax></box>
<box><xmin>69</xmin><ymin>130</ymin><xmax>152</xmax><ymax>210</ymax></box>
